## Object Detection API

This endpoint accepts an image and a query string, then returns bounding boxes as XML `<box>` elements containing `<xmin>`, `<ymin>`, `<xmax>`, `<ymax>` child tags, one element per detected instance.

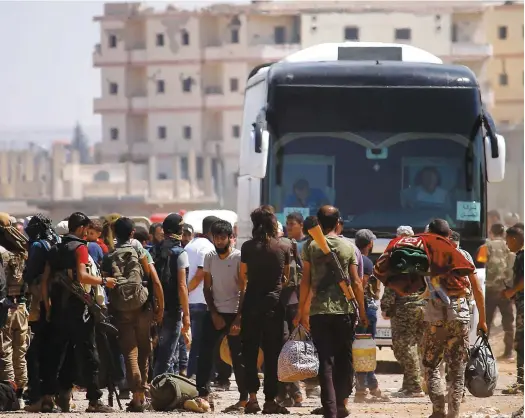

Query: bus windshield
<box><xmin>264</xmin><ymin>86</ymin><xmax>485</xmax><ymax>237</ymax></box>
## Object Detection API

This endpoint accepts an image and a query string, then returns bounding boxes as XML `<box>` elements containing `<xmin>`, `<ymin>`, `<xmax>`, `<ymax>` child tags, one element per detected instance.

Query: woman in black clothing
<box><xmin>240</xmin><ymin>206</ymin><xmax>291</xmax><ymax>414</ymax></box>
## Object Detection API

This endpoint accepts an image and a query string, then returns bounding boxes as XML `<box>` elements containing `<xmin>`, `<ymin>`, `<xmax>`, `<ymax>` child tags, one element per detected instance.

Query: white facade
<box><xmin>93</xmin><ymin>2</ymin><xmax>495</xmax><ymax>207</ymax></box>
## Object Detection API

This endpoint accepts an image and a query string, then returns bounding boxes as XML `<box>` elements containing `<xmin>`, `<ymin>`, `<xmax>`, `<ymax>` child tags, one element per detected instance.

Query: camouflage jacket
<box><xmin>0</xmin><ymin>246</ymin><xmax>26</xmax><ymax>296</ymax></box>
<box><xmin>486</xmin><ymin>238</ymin><xmax>514</xmax><ymax>290</ymax></box>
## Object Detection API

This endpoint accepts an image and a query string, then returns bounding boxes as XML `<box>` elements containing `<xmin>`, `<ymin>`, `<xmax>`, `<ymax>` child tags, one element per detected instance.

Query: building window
<box><xmin>156</xmin><ymin>80</ymin><xmax>165</xmax><ymax>94</ymax></box>
<box><xmin>274</xmin><ymin>26</ymin><xmax>286</xmax><ymax>44</ymax></box>
<box><xmin>395</xmin><ymin>28</ymin><xmax>411</xmax><ymax>41</ymax></box>
<box><xmin>232</xmin><ymin>125</ymin><xmax>240</xmax><ymax>138</ymax></box>
<box><xmin>182</xmin><ymin>78</ymin><xmax>192</xmax><ymax>92</ymax></box>
<box><xmin>183</xmin><ymin>126</ymin><xmax>192</xmax><ymax>139</ymax></box>
<box><xmin>158</xmin><ymin>126</ymin><xmax>167</xmax><ymax>139</ymax></box>
<box><xmin>158</xmin><ymin>173</ymin><xmax>168</xmax><ymax>180</ymax></box>
<box><xmin>344</xmin><ymin>26</ymin><xmax>359</xmax><ymax>41</ymax></box>
<box><xmin>181</xmin><ymin>156</ymin><xmax>189</xmax><ymax>180</ymax></box>
<box><xmin>181</xmin><ymin>30</ymin><xmax>190</xmax><ymax>46</ymax></box>
<box><xmin>231</xmin><ymin>28</ymin><xmax>239</xmax><ymax>44</ymax></box>
<box><xmin>499</xmin><ymin>73</ymin><xmax>508</xmax><ymax>86</ymax></box>
<box><xmin>110</xmin><ymin>128</ymin><xmax>119</xmax><ymax>140</ymax></box>
<box><xmin>108</xmin><ymin>34</ymin><xmax>117</xmax><ymax>48</ymax></box>
<box><xmin>109</xmin><ymin>82</ymin><xmax>118</xmax><ymax>95</ymax></box>
<box><xmin>196</xmin><ymin>156</ymin><xmax>204</xmax><ymax>180</ymax></box>
<box><xmin>156</xmin><ymin>33</ymin><xmax>165</xmax><ymax>46</ymax></box>
<box><xmin>230</xmin><ymin>78</ymin><xmax>239</xmax><ymax>92</ymax></box>
<box><xmin>498</xmin><ymin>26</ymin><xmax>508</xmax><ymax>40</ymax></box>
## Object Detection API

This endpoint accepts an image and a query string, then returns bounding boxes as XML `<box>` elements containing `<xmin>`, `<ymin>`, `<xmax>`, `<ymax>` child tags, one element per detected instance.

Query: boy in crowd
<box><xmin>87</xmin><ymin>219</ymin><xmax>108</xmax><ymax>254</ymax></box>
<box><xmin>502</xmin><ymin>226</ymin><xmax>524</xmax><ymax>395</ymax></box>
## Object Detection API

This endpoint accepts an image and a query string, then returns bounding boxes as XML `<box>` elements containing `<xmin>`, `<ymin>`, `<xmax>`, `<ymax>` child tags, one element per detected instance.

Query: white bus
<box><xmin>236</xmin><ymin>42</ymin><xmax>506</xmax><ymax>347</ymax></box>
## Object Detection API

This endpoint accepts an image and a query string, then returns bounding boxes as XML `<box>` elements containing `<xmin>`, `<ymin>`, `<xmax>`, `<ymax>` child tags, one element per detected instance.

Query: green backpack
<box><xmin>108</xmin><ymin>246</ymin><xmax>148</xmax><ymax>312</ymax></box>
<box><xmin>150</xmin><ymin>374</ymin><xmax>198</xmax><ymax>411</ymax></box>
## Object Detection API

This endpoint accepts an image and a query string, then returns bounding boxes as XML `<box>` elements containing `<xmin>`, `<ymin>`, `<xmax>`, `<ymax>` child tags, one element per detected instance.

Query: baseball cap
<box><xmin>163</xmin><ymin>213</ymin><xmax>184</xmax><ymax>234</ymax></box>
<box><xmin>354</xmin><ymin>229</ymin><xmax>377</xmax><ymax>248</ymax></box>
<box><xmin>183</xmin><ymin>224</ymin><xmax>194</xmax><ymax>234</ymax></box>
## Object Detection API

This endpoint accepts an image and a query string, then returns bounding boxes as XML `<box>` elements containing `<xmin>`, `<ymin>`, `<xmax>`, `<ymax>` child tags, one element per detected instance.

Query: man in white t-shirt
<box><xmin>184</xmin><ymin>215</ymin><xmax>220</xmax><ymax>378</ymax></box>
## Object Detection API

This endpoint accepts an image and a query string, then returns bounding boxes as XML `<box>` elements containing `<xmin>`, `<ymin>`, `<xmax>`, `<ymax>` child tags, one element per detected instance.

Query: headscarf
<box><xmin>24</xmin><ymin>213</ymin><xmax>59</xmax><ymax>246</ymax></box>
<box><xmin>102</xmin><ymin>213</ymin><xmax>122</xmax><ymax>251</ymax></box>
<box><xmin>0</xmin><ymin>212</ymin><xmax>28</xmax><ymax>255</ymax></box>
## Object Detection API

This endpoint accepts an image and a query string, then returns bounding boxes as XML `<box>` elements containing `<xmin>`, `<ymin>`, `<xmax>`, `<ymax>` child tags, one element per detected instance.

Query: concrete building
<box><xmin>93</xmin><ymin>1</ymin><xmax>504</xmax><ymax>209</ymax></box>
<box><xmin>484</xmin><ymin>1</ymin><xmax>524</xmax><ymax>125</ymax></box>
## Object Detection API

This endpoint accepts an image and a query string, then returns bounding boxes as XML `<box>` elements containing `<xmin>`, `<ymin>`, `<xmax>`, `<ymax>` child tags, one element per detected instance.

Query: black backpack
<box><xmin>151</xmin><ymin>243</ymin><xmax>185</xmax><ymax>313</ymax></box>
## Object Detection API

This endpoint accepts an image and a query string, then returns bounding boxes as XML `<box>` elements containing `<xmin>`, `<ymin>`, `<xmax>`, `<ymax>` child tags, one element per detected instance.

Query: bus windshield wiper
<box><xmin>343</xmin><ymin>228</ymin><xmax>397</xmax><ymax>239</ymax></box>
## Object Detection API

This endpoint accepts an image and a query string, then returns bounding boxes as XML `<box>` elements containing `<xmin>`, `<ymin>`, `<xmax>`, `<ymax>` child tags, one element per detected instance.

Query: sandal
<box><xmin>245</xmin><ymin>400</ymin><xmax>261</xmax><ymax>414</ymax></box>
<box><xmin>262</xmin><ymin>400</ymin><xmax>290</xmax><ymax>414</ymax></box>
<box><xmin>223</xmin><ymin>402</ymin><xmax>246</xmax><ymax>413</ymax></box>
<box><xmin>502</xmin><ymin>383</ymin><xmax>524</xmax><ymax>395</ymax></box>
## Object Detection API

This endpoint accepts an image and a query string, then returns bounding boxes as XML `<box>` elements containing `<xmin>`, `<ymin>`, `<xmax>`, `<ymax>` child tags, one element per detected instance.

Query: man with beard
<box><xmin>151</xmin><ymin>213</ymin><xmax>191</xmax><ymax>377</ymax></box>
<box><xmin>195</xmin><ymin>220</ymin><xmax>246</xmax><ymax>412</ymax></box>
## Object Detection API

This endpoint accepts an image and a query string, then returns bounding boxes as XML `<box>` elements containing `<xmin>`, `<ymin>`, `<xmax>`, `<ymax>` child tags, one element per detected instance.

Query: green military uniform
<box><xmin>0</xmin><ymin>247</ymin><xmax>29</xmax><ymax>391</ymax></box>
<box><xmin>485</xmin><ymin>238</ymin><xmax>515</xmax><ymax>356</ymax></box>
<box><xmin>422</xmin><ymin>296</ymin><xmax>470</xmax><ymax>418</ymax></box>
<box><xmin>513</xmin><ymin>250</ymin><xmax>524</xmax><ymax>388</ymax></box>
<box><xmin>381</xmin><ymin>287</ymin><xmax>426</xmax><ymax>394</ymax></box>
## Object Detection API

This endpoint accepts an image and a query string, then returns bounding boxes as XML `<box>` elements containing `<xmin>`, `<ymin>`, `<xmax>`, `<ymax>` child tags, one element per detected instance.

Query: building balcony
<box><xmin>93</xmin><ymin>44</ymin><xmax>129</xmax><ymax>67</ymax></box>
<box><xmin>93</xmin><ymin>97</ymin><xmax>129</xmax><ymax>113</ymax></box>
<box><xmin>129</xmin><ymin>49</ymin><xmax>147</xmax><ymax>64</ymax></box>
<box><xmin>450</xmin><ymin>42</ymin><xmax>493</xmax><ymax>60</ymax></box>
<box><xmin>204</xmin><ymin>43</ymin><xmax>301</xmax><ymax>61</ymax></box>
<box><xmin>204</xmin><ymin>86</ymin><xmax>245</xmax><ymax>108</ymax></box>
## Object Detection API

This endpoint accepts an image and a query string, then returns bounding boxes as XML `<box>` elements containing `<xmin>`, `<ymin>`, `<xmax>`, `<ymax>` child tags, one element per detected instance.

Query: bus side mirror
<box><xmin>485</xmin><ymin>134</ymin><xmax>506</xmax><ymax>183</ymax></box>
<box><xmin>250</xmin><ymin>123</ymin><xmax>269</xmax><ymax>179</ymax></box>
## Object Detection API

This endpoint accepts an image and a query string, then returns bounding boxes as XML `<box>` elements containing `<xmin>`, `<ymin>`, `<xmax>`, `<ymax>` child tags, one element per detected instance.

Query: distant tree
<box><xmin>71</xmin><ymin>122</ymin><xmax>91</xmax><ymax>164</ymax></box>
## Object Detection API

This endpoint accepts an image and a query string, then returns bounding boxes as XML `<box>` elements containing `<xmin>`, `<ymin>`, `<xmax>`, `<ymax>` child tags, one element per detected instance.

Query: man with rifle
<box><xmin>294</xmin><ymin>205</ymin><xmax>367</xmax><ymax>418</ymax></box>
<box><xmin>38</xmin><ymin>212</ymin><xmax>117</xmax><ymax>413</ymax></box>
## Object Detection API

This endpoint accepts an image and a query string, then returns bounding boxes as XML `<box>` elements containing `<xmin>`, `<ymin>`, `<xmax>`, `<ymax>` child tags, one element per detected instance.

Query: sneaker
<box><xmin>86</xmin><ymin>400</ymin><xmax>114</xmax><ymax>413</ymax></box>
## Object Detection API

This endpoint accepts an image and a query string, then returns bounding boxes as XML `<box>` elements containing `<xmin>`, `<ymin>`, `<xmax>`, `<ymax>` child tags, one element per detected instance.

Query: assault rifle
<box><xmin>308</xmin><ymin>224</ymin><xmax>359</xmax><ymax>313</ymax></box>
<box><xmin>55</xmin><ymin>272</ymin><xmax>118</xmax><ymax>336</ymax></box>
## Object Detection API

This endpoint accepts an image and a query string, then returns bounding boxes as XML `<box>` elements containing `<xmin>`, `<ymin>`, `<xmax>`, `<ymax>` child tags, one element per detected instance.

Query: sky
<box><xmin>0</xmin><ymin>1</ymin><xmax>250</xmax><ymax>132</ymax></box>
<box><xmin>0</xmin><ymin>0</ymin><xmax>490</xmax><ymax>133</ymax></box>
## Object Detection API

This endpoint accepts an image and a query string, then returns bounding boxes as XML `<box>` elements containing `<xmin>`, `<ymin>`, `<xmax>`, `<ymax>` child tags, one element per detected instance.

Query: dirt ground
<box><xmin>13</xmin><ymin>316</ymin><xmax>524</xmax><ymax>418</ymax></box>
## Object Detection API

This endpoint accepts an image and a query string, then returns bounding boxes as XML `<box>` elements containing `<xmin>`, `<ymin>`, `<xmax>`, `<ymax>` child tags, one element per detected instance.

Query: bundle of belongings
<box><xmin>149</xmin><ymin>374</ymin><xmax>210</xmax><ymax>412</ymax></box>
<box><xmin>373</xmin><ymin>233</ymin><xmax>475</xmax><ymax>302</ymax></box>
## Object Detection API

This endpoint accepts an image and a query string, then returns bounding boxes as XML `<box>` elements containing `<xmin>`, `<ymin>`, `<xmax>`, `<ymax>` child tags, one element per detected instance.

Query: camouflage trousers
<box><xmin>515</xmin><ymin>294</ymin><xmax>524</xmax><ymax>385</ymax></box>
<box><xmin>422</xmin><ymin>319</ymin><xmax>469</xmax><ymax>418</ymax></box>
<box><xmin>0</xmin><ymin>304</ymin><xmax>30</xmax><ymax>389</ymax></box>
<box><xmin>391</xmin><ymin>305</ymin><xmax>425</xmax><ymax>393</ymax></box>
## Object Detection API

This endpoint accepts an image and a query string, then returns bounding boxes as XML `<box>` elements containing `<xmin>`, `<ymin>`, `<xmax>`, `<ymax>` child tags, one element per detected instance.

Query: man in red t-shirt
<box><xmin>37</xmin><ymin>212</ymin><xmax>116</xmax><ymax>414</ymax></box>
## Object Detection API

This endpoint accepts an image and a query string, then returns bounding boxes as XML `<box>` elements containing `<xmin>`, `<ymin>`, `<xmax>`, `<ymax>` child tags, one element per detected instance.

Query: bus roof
<box><xmin>268</xmin><ymin>61</ymin><xmax>478</xmax><ymax>88</ymax></box>
<box><xmin>283</xmin><ymin>42</ymin><xmax>443</xmax><ymax>64</ymax></box>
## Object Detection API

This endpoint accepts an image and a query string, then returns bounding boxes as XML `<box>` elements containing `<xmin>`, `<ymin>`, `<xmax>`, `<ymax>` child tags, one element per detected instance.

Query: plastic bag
<box><xmin>465</xmin><ymin>332</ymin><xmax>498</xmax><ymax>398</ymax></box>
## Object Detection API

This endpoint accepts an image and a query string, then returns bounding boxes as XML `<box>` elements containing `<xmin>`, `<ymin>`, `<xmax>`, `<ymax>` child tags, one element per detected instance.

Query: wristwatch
<box><xmin>101</xmin><ymin>277</ymin><xmax>108</xmax><ymax>287</ymax></box>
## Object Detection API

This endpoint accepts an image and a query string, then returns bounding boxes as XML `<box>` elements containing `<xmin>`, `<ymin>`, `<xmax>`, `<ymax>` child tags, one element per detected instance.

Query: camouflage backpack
<box><xmin>107</xmin><ymin>246</ymin><xmax>148</xmax><ymax>312</ymax></box>
<box><xmin>150</xmin><ymin>373</ymin><xmax>198</xmax><ymax>411</ymax></box>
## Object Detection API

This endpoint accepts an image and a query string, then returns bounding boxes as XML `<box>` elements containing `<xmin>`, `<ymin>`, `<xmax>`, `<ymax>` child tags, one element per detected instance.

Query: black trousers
<box><xmin>40</xmin><ymin>305</ymin><xmax>103</xmax><ymax>402</ymax></box>
<box><xmin>196</xmin><ymin>312</ymin><xmax>247</xmax><ymax>400</ymax></box>
<box><xmin>277</xmin><ymin>303</ymin><xmax>302</xmax><ymax>399</ymax></box>
<box><xmin>26</xmin><ymin>320</ymin><xmax>44</xmax><ymax>402</ymax></box>
<box><xmin>310</xmin><ymin>314</ymin><xmax>356</xmax><ymax>418</ymax></box>
<box><xmin>241</xmin><ymin>305</ymin><xmax>284</xmax><ymax>401</ymax></box>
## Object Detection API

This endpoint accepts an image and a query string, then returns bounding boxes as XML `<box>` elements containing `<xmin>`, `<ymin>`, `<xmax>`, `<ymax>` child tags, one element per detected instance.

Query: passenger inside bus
<box><xmin>284</xmin><ymin>178</ymin><xmax>330</xmax><ymax>213</ymax></box>
<box><xmin>401</xmin><ymin>166</ymin><xmax>451</xmax><ymax>209</ymax></box>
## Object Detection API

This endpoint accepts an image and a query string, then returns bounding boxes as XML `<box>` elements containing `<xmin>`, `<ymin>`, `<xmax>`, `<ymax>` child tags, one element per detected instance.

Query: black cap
<box><xmin>203</xmin><ymin>216</ymin><xmax>221</xmax><ymax>235</ymax></box>
<box><xmin>183</xmin><ymin>224</ymin><xmax>194</xmax><ymax>234</ymax></box>
<box><xmin>163</xmin><ymin>213</ymin><xmax>184</xmax><ymax>235</ymax></box>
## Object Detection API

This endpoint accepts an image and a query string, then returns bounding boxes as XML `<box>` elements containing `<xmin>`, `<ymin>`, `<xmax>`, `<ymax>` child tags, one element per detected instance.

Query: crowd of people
<box><xmin>0</xmin><ymin>206</ymin><xmax>522</xmax><ymax>418</ymax></box>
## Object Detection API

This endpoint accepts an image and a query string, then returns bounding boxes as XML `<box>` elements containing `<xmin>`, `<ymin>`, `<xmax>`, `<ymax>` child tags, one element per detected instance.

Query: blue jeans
<box><xmin>187</xmin><ymin>303</ymin><xmax>207</xmax><ymax>377</ymax></box>
<box><xmin>356</xmin><ymin>304</ymin><xmax>378</xmax><ymax>392</ymax></box>
<box><xmin>153</xmin><ymin>313</ymin><xmax>182</xmax><ymax>378</ymax></box>
<box><xmin>171</xmin><ymin>333</ymin><xmax>188</xmax><ymax>374</ymax></box>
